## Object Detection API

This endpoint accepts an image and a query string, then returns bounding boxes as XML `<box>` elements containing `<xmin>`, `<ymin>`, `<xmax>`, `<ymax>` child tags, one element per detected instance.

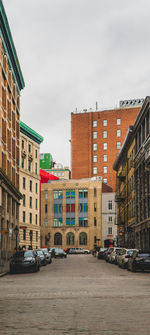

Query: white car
<box><xmin>109</xmin><ymin>248</ymin><xmax>122</xmax><ymax>263</ymax></box>
<box><xmin>118</xmin><ymin>249</ymin><xmax>138</xmax><ymax>268</ymax></box>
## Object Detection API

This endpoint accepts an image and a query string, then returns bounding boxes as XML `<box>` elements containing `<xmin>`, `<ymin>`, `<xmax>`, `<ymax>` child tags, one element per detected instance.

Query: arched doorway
<box><xmin>66</xmin><ymin>232</ymin><xmax>75</xmax><ymax>246</ymax></box>
<box><xmin>54</xmin><ymin>232</ymin><xmax>62</xmax><ymax>245</ymax></box>
<box><xmin>79</xmin><ymin>232</ymin><xmax>87</xmax><ymax>246</ymax></box>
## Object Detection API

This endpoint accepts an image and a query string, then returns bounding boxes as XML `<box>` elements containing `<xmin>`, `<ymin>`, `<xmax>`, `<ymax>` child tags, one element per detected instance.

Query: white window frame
<box><xmin>93</xmin><ymin>167</ymin><xmax>97</xmax><ymax>175</ymax></box>
<box><xmin>93</xmin><ymin>143</ymin><xmax>97</xmax><ymax>151</ymax></box>
<box><xmin>108</xmin><ymin>216</ymin><xmax>113</xmax><ymax>223</ymax></box>
<box><xmin>103</xmin><ymin>166</ymin><xmax>107</xmax><ymax>174</ymax></box>
<box><xmin>103</xmin><ymin>131</ymin><xmax>107</xmax><ymax>139</ymax></box>
<box><xmin>103</xmin><ymin>178</ymin><xmax>107</xmax><ymax>184</ymax></box>
<box><xmin>103</xmin><ymin>154</ymin><xmax>107</xmax><ymax>162</ymax></box>
<box><xmin>93</xmin><ymin>155</ymin><xmax>97</xmax><ymax>163</ymax></box>
<box><xmin>103</xmin><ymin>120</ymin><xmax>107</xmax><ymax>127</ymax></box>
<box><xmin>93</xmin><ymin>132</ymin><xmax>97</xmax><ymax>139</ymax></box>
<box><xmin>117</xmin><ymin>141</ymin><xmax>121</xmax><ymax>149</ymax></box>
<box><xmin>93</xmin><ymin>120</ymin><xmax>97</xmax><ymax>127</ymax></box>
<box><xmin>117</xmin><ymin>118</ymin><xmax>121</xmax><ymax>125</ymax></box>
<box><xmin>117</xmin><ymin>129</ymin><xmax>121</xmax><ymax>137</ymax></box>
<box><xmin>108</xmin><ymin>227</ymin><xmax>112</xmax><ymax>235</ymax></box>
<box><xmin>103</xmin><ymin>142</ymin><xmax>107</xmax><ymax>150</ymax></box>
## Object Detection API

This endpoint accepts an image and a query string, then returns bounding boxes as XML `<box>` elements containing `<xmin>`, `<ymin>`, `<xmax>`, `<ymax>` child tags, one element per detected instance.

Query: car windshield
<box><xmin>37</xmin><ymin>251</ymin><xmax>43</xmax><ymax>256</ymax></box>
<box><xmin>115</xmin><ymin>249</ymin><xmax>121</xmax><ymax>254</ymax></box>
<box><xmin>24</xmin><ymin>251</ymin><xmax>33</xmax><ymax>258</ymax></box>
<box><xmin>56</xmin><ymin>248</ymin><xmax>63</xmax><ymax>253</ymax></box>
<box><xmin>127</xmin><ymin>250</ymin><xmax>134</xmax><ymax>255</ymax></box>
<box><xmin>137</xmin><ymin>253</ymin><xmax>150</xmax><ymax>258</ymax></box>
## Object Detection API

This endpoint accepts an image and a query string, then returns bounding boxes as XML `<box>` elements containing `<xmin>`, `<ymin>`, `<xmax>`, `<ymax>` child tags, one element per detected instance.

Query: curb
<box><xmin>0</xmin><ymin>272</ymin><xmax>8</xmax><ymax>277</ymax></box>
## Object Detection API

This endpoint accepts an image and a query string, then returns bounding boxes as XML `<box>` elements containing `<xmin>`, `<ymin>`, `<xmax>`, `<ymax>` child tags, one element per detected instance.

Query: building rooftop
<box><xmin>20</xmin><ymin>121</ymin><xmax>44</xmax><ymax>144</ymax></box>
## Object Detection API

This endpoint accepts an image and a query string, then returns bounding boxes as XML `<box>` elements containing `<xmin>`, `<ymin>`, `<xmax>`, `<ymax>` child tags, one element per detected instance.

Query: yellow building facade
<box><xmin>41</xmin><ymin>178</ymin><xmax>103</xmax><ymax>251</ymax></box>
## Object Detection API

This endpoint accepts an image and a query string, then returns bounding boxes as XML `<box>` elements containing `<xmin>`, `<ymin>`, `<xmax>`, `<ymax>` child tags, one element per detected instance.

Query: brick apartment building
<box><xmin>71</xmin><ymin>99</ymin><xmax>143</xmax><ymax>191</ymax></box>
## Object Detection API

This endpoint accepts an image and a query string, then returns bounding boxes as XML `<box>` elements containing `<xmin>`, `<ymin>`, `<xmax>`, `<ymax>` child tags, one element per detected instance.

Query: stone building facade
<box><xmin>41</xmin><ymin>178</ymin><xmax>105</xmax><ymax>251</ymax></box>
<box><xmin>19</xmin><ymin>122</ymin><xmax>43</xmax><ymax>250</ymax></box>
<box><xmin>71</xmin><ymin>100</ymin><xmax>142</xmax><ymax>191</ymax></box>
<box><xmin>102</xmin><ymin>192</ymin><xmax>117</xmax><ymax>247</ymax></box>
<box><xmin>0</xmin><ymin>2</ymin><xmax>24</xmax><ymax>272</ymax></box>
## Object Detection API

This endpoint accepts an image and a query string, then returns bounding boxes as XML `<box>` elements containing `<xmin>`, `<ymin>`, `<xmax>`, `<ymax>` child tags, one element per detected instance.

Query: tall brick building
<box><xmin>71</xmin><ymin>100</ymin><xmax>143</xmax><ymax>191</ymax></box>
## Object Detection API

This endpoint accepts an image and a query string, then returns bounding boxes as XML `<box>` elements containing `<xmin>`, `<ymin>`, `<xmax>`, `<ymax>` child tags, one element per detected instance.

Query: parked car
<box><xmin>48</xmin><ymin>248</ymin><xmax>55</xmax><ymax>258</ymax></box>
<box><xmin>10</xmin><ymin>250</ymin><xmax>40</xmax><ymax>274</ymax></box>
<box><xmin>105</xmin><ymin>247</ymin><xmax>114</xmax><ymax>262</ymax></box>
<box><xmin>118</xmin><ymin>249</ymin><xmax>137</xmax><ymax>268</ymax></box>
<box><xmin>109</xmin><ymin>248</ymin><xmax>122</xmax><ymax>263</ymax></box>
<box><xmin>97</xmin><ymin>248</ymin><xmax>107</xmax><ymax>259</ymax></box>
<box><xmin>35</xmin><ymin>249</ymin><xmax>47</xmax><ymax>266</ymax></box>
<box><xmin>128</xmin><ymin>251</ymin><xmax>150</xmax><ymax>272</ymax></box>
<box><xmin>54</xmin><ymin>248</ymin><xmax>67</xmax><ymax>258</ymax></box>
<box><xmin>41</xmin><ymin>248</ymin><xmax>52</xmax><ymax>264</ymax></box>
<box><xmin>68</xmin><ymin>247</ymin><xmax>90</xmax><ymax>254</ymax></box>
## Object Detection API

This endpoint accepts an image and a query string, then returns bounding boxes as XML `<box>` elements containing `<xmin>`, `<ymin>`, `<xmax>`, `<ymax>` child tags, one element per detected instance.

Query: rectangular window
<box><xmin>103</xmin><ymin>166</ymin><xmax>107</xmax><ymax>174</ymax></box>
<box><xmin>36</xmin><ymin>231</ymin><xmax>38</xmax><ymax>242</ymax></box>
<box><xmin>93</xmin><ymin>143</ymin><xmax>97</xmax><ymax>151</ymax></box>
<box><xmin>23</xmin><ymin>229</ymin><xmax>26</xmax><ymax>241</ymax></box>
<box><xmin>108</xmin><ymin>200</ymin><xmax>112</xmax><ymax>210</ymax></box>
<box><xmin>53</xmin><ymin>218</ymin><xmax>63</xmax><ymax>227</ymax></box>
<box><xmin>21</xmin><ymin>157</ymin><xmax>24</xmax><ymax>169</ymax></box>
<box><xmin>117</xmin><ymin>118</ymin><xmax>121</xmax><ymax>125</ymax></box>
<box><xmin>93</xmin><ymin>120</ymin><xmax>97</xmax><ymax>127</ymax></box>
<box><xmin>23</xmin><ymin>194</ymin><xmax>25</xmax><ymax>206</ymax></box>
<box><xmin>66</xmin><ymin>218</ymin><xmax>75</xmax><ymax>226</ymax></box>
<box><xmin>103</xmin><ymin>131</ymin><xmax>107</xmax><ymax>138</ymax></box>
<box><xmin>54</xmin><ymin>204</ymin><xmax>62</xmax><ymax>213</ymax></box>
<box><xmin>117</xmin><ymin>141</ymin><xmax>121</xmax><ymax>149</ymax></box>
<box><xmin>94</xmin><ymin>217</ymin><xmax>97</xmax><ymax>226</ymax></box>
<box><xmin>103</xmin><ymin>178</ymin><xmax>107</xmax><ymax>184</ymax></box>
<box><xmin>94</xmin><ymin>188</ymin><xmax>97</xmax><ymax>197</ymax></box>
<box><xmin>28</xmin><ymin>144</ymin><xmax>31</xmax><ymax>153</ymax></box>
<box><xmin>79</xmin><ymin>218</ymin><xmax>88</xmax><ymax>227</ymax></box>
<box><xmin>30</xmin><ymin>180</ymin><xmax>32</xmax><ymax>192</ymax></box>
<box><xmin>36</xmin><ymin>183</ymin><xmax>38</xmax><ymax>194</ymax></box>
<box><xmin>93</xmin><ymin>167</ymin><xmax>97</xmax><ymax>175</ymax></box>
<box><xmin>93</xmin><ymin>155</ymin><xmax>97</xmax><ymax>163</ymax></box>
<box><xmin>35</xmin><ymin>162</ymin><xmax>37</xmax><ymax>174</ymax></box>
<box><xmin>66</xmin><ymin>190</ymin><xmax>75</xmax><ymax>199</ymax></box>
<box><xmin>23</xmin><ymin>177</ymin><xmax>26</xmax><ymax>189</ymax></box>
<box><xmin>23</xmin><ymin>211</ymin><xmax>25</xmax><ymax>223</ymax></box>
<box><xmin>29</xmin><ymin>196</ymin><xmax>32</xmax><ymax>208</ymax></box>
<box><xmin>28</xmin><ymin>160</ymin><xmax>31</xmax><ymax>172</ymax></box>
<box><xmin>29</xmin><ymin>213</ymin><xmax>32</xmax><ymax>224</ymax></box>
<box><xmin>93</xmin><ymin>132</ymin><xmax>97</xmax><ymax>139</ymax></box>
<box><xmin>45</xmin><ymin>204</ymin><xmax>48</xmax><ymax>213</ymax></box>
<box><xmin>45</xmin><ymin>218</ymin><xmax>48</xmax><ymax>227</ymax></box>
<box><xmin>35</xmin><ymin>199</ymin><xmax>38</xmax><ymax>210</ymax></box>
<box><xmin>108</xmin><ymin>216</ymin><xmax>112</xmax><ymax>222</ymax></box>
<box><xmin>94</xmin><ymin>236</ymin><xmax>97</xmax><ymax>244</ymax></box>
<box><xmin>79</xmin><ymin>189</ymin><xmax>88</xmax><ymax>199</ymax></box>
<box><xmin>35</xmin><ymin>150</ymin><xmax>37</xmax><ymax>159</ymax></box>
<box><xmin>53</xmin><ymin>190</ymin><xmax>63</xmax><ymax>199</ymax></box>
<box><xmin>22</xmin><ymin>140</ymin><xmax>24</xmax><ymax>149</ymax></box>
<box><xmin>79</xmin><ymin>203</ymin><xmax>88</xmax><ymax>212</ymax></box>
<box><xmin>108</xmin><ymin>227</ymin><xmax>112</xmax><ymax>235</ymax></box>
<box><xmin>103</xmin><ymin>142</ymin><xmax>107</xmax><ymax>150</ymax></box>
<box><xmin>103</xmin><ymin>120</ymin><xmax>107</xmax><ymax>126</ymax></box>
<box><xmin>35</xmin><ymin>214</ymin><xmax>38</xmax><ymax>225</ymax></box>
<box><xmin>94</xmin><ymin>203</ymin><xmax>96</xmax><ymax>212</ymax></box>
<box><xmin>103</xmin><ymin>154</ymin><xmax>107</xmax><ymax>162</ymax></box>
<box><xmin>117</xmin><ymin>129</ymin><xmax>121</xmax><ymax>137</ymax></box>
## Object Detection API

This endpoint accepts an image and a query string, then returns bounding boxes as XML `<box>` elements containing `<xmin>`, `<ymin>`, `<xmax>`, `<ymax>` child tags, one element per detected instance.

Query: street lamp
<box><xmin>14</xmin><ymin>225</ymin><xmax>19</xmax><ymax>252</ymax></box>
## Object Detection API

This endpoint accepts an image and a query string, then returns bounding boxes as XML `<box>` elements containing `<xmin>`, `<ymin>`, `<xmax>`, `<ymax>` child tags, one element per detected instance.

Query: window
<box><xmin>45</xmin><ymin>204</ymin><xmax>48</xmax><ymax>213</ymax></box>
<box><xmin>66</xmin><ymin>204</ymin><xmax>75</xmax><ymax>212</ymax></box>
<box><xmin>79</xmin><ymin>218</ymin><xmax>88</xmax><ymax>227</ymax></box>
<box><xmin>29</xmin><ymin>196</ymin><xmax>32</xmax><ymax>208</ymax></box>
<box><xmin>28</xmin><ymin>160</ymin><xmax>31</xmax><ymax>172</ymax></box>
<box><xmin>94</xmin><ymin>236</ymin><xmax>97</xmax><ymax>244</ymax></box>
<box><xmin>54</xmin><ymin>204</ymin><xmax>62</xmax><ymax>213</ymax></box>
<box><xmin>108</xmin><ymin>200</ymin><xmax>112</xmax><ymax>210</ymax></box>
<box><xmin>103</xmin><ymin>120</ymin><xmax>107</xmax><ymax>126</ymax></box>
<box><xmin>93</xmin><ymin>132</ymin><xmax>97</xmax><ymax>139</ymax></box>
<box><xmin>94</xmin><ymin>217</ymin><xmax>97</xmax><ymax>226</ymax></box>
<box><xmin>93</xmin><ymin>155</ymin><xmax>97</xmax><ymax>163</ymax></box>
<box><xmin>45</xmin><ymin>190</ymin><xmax>48</xmax><ymax>200</ymax></box>
<box><xmin>35</xmin><ymin>162</ymin><xmax>37</xmax><ymax>174</ymax></box>
<box><xmin>22</xmin><ymin>140</ymin><xmax>24</xmax><ymax>149</ymax></box>
<box><xmin>23</xmin><ymin>177</ymin><xmax>26</xmax><ymax>189</ymax></box>
<box><xmin>103</xmin><ymin>178</ymin><xmax>107</xmax><ymax>184</ymax></box>
<box><xmin>23</xmin><ymin>194</ymin><xmax>25</xmax><ymax>206</ymax></box>
<box><xmin>45</xmin><ymin>218</ymin><xmax>48</xmax><ymax>227</ymax></box>
<box><xmin>103</xmin><ymin>131</ymin><xmax>107</xmax><ymax>138</ymax></box>
<box><xmin>103</xmin><ymin>154</ymin><xmax>107</xmax><ymax>162</ymax></box>
<box><xmin>103</xmin><ymin>142</ymin><xmax>107</xmax><ymax>150</ymax></box>
<box><xmin>117</xmin><ymin>129</ymin><xmax>121</xmax><ymax>137</ymax></box>
<box><xmin>21</xmin><ymin>157</ymin><xmax>25</xmax><ymax>169</ymax></box>
<box><xmin>29</xmin><ymin>213</ymin><xmax>32</xmax><ymax>224</ymax></box>
<box><xmin>66</xmin><ymin>218</ymin><xmax>75</xmax><ymax>226</ymax></box>
<box><xmin>28</xmin><ymin>144</ymin><xmax>31</xmax><ymax>153</ymax></box>
<box><xmin>23</xmin><ymin>229</ymin><xmax>26</xmax><ymax>241</ymax></box>
<box><xmin>53</xmin><ymin>190</ymin><xmax>63</xmax><ymax>199</ymax></box>
<box><xmin>35</xmin><ymin>150</ymin><xmax>37</xmax><ymax>159</ymax></box>
<box><xmin>36</xmin><ymin>231</ymin><xmax>38</xmax><ymax>242</ymax></box>
<box><xmin>108</xmin><ymin>216</ymin><xmax>112</xmax><ymax>222</ymax></box>
<box><xmin>30</xmin><ymin>180</ymin><xmax>32</xmax><ymax>192</ymax></box>
<box><xmin>93</xmin><ymin>167</ymin><xmax>97</xmax><ymax>174</ymax></box>
<box><xmin>117</xmin><ymin>142</ymin><xmax>121</xmax><ymax>149</ymax></box>
<box><xmin>103</xmin><ymin>166</ymin><xmax>107</xmax><ymax>174</ymax></box>
<box><xmin>94</xmin><ymin>188</ymin><xmax>97</xmax><ymax>197</ymax></box>
<box><xmin>35</xmin><ymin>199</ymin><xmax>38</xmax><ymax>210</ymax></box>
<box><xmin>93</xmin><ymin>120</ymin><xmax>97</xmax><ymax>127</ymax></box>
<box><xmin>35</xmin><ymin>214</ymin><xmax>38</xmax><ymax>225</ymax></box>
<box><xmin>93</xmin><ymin>143</ymin><xmax>97</xmax><ymax>151</ymax></box>
<box><xmin>36</xmin><ymin>183</ymin><xmax>38</xmax><ymax>194</ymax></box>
<box><xmin>66</xmin><ymin>190</ymin><xmax>75</xmax><ymax>199</ymax></box>
<box><xmin>108</xmin><ymin>227</ymin><xmax>112</xmax><ymax>235</ymax></box>
<box><xmin>94</xmin><ymin>203</ymin><xmax>96</xmax><ymax>212</ymax></box>
<box><xmin>79</xmin><ymin>189</ymin><xmax>88</xmax><ymax>198</ymax></box>
<box><xmin>23</xmin><ymin>211</ymin><xmax>25</xmax><ymax>223</ymax></box>
<box><xmin>53</xmin><ymin>218</ymin><xmax>63</xmax><ymax>227</ymax></box>
<box><xmin>79</xmin><ymin>203</ymin><xmax>88</xmax><ymax>212</ymax></box>
<box><xmin>117</xmin><ymin>118</ymin><xmax>121</xmax><ymax>125</ymax></box>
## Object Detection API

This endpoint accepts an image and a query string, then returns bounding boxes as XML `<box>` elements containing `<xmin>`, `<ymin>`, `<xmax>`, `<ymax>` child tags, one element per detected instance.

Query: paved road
<box><xmin>0</xmin><ymin>254</ymin><xmax>150</xmax><ymax>335</ymax></box>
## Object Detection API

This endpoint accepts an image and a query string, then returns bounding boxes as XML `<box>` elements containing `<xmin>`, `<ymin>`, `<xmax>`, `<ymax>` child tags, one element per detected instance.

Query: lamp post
<box><xmin>14</xmin><ymin>225</ymin><xmax>19</xmax><ymax>252</ymax></box>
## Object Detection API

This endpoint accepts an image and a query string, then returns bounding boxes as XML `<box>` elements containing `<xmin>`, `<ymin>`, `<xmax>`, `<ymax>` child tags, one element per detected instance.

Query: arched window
<box><xmin>66</xmin><ymin>232</ymin><xmax>74</xmax><ymax>246</ymax></box>
<box><xmin>79</xmin><ymin>232</ymin><xmax>87</xmax><ymax>246</ymax></box>
<box><xmin>54</xmin><ymin>232</ymin><xmax>62</xmax><ymax>245</ymax></box>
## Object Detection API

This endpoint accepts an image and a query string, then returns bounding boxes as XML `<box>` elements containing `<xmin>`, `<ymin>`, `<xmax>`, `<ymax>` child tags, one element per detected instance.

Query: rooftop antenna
<box><xmin>96</xmin><ymin>101</ymin><xmax>98</xmax><ymax>110</ymax></box>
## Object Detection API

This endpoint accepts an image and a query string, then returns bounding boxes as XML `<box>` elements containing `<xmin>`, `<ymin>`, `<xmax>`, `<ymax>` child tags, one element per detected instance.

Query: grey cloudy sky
<box><xmin>4</xmin><ymin>0</ymin><xmax>150</xmax><ymax>167</ymax></box>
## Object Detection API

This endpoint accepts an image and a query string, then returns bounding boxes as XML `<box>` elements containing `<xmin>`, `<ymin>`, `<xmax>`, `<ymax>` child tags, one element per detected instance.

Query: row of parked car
<box><xmin>10</xmin><ymin>247</ymin><xmax>67</xmax><ymax>274</ymax></box>
<box><xmin>97</xmin><ymin>247</ymin><xmax>150</xmax><ymax>272</ymax></box>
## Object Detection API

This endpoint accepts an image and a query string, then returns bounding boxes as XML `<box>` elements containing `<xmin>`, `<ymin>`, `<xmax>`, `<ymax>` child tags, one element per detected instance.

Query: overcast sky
<box><xmin>4</xmin><ymin>0</ymin><xmax>150</xmax><ymax>167</ymax></box>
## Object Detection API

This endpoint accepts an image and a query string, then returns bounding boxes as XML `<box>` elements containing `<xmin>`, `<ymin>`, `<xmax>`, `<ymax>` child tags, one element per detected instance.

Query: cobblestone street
<box><xmin>0</xmin><ymin>254</ymin><xmax>150</xmax><ymax>335</ymax></box>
